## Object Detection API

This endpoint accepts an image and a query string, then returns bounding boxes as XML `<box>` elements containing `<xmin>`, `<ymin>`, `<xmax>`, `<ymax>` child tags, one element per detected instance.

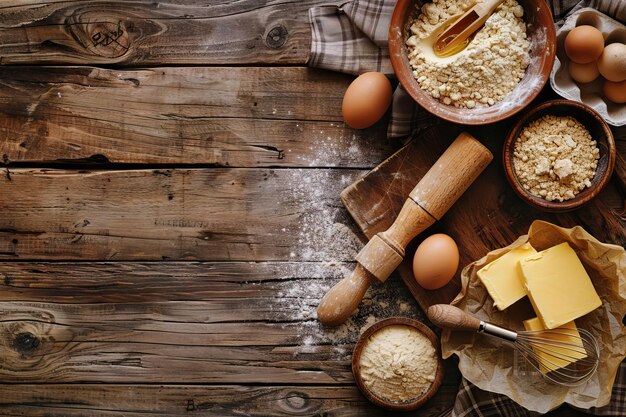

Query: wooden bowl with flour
<box><xmin>352</xmin><ymin>317</ymin><xmax>444</xmax><ymax>411</ymax></box>
<box><xmin>389</xmin><ymin>0</ymin><xmax>556</xmax><ymax>125</ymax></box>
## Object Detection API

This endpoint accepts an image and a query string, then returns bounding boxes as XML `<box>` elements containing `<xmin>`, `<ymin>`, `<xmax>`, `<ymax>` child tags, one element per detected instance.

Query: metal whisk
<box><xmin>428</xmin><ymin>304</ymin><xmax>599</xmax><ymax>386</ymax></box>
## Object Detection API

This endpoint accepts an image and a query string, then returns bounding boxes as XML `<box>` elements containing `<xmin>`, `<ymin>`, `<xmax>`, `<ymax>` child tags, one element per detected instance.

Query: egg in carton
<box><xmin>551</xmin><ymin>8</ymin><xmax>626</xmax><ymax>126</ymax></box>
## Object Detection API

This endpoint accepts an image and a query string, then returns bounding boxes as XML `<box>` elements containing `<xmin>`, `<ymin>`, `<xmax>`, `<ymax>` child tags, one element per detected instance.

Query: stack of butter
<box><xmin>478</xmin><ymin>242</ymin><xmax>602</xmax><ymax>373</ymax></box>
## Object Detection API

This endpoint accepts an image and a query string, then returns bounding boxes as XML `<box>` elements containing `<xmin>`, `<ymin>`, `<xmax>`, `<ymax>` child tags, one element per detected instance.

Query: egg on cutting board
<box><xmin>564</xmin><ymin>25</ymin><xmax>605</xmax><ymax>64</ymax></box>
<box><xmin>598</xmin><ymin>43</ymin><xmax>626</xmax><ymax>82</ymax></box>
<box><xmin>342</xmin><ymin>72</ymin><xmax>392</xmax><ymax>129</ymax></box>
<box><xmin>412</xmin><ymin>234</ymin><xmax>459</xmax><ymax>290</ymax></box>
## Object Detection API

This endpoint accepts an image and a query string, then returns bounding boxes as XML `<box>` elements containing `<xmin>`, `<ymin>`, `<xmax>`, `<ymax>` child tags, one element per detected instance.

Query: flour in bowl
<box><xmin>406</xmin><ymin>0</ymin><xmax>531</xmax><ymax>108</ymax></box>
<box><xmin>359</xmin><ymin>324</ymin><xmax>438</xmax><ymax>403</ymax></box>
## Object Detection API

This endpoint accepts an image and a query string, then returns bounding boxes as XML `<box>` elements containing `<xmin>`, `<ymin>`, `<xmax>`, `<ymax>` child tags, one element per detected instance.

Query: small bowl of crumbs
<box><xmin>504</xmin><ymin>100</ymin><xmax>616</xmax><ymax>212</ymax></box>
<box><xmin>352</xmin><ymin>317</ymin><xmax>444</xmax><ymax>411</ymax></box>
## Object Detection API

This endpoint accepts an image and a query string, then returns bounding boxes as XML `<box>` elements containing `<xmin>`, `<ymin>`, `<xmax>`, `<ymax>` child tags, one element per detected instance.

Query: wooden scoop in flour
<box><xmin>317</xmin><ymin>133</ymin><xmax>493</xmax><ymax>326</ymax></box>
<box><xmin>433</xmin><ymin>0</ymin><xmax>504</xmax><ymax>57</ymax></box>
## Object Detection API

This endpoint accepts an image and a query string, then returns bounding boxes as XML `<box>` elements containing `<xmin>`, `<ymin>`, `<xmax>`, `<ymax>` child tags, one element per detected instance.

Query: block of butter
<box><xmin>477</xmin><ymin>243</ymin><xmax>537</xmax><ymax>310</ymax></box>
<box><xmin>520</xmin><ymin>242</ymin><xmax>602</xmax><ymax>329</ymax></box>
<box><xmin>523</xmin><ymin>317</ymin><xmax>587</xmax><ymax>374</ymax></box>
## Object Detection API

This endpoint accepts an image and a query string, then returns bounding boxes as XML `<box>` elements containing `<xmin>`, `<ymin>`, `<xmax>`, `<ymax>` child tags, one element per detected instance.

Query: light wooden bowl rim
<box><xmin>351</xmin><ymin>317</ymin><xmax>444</xmax><ymax>411</ymax></box>
<box><xmin>503</xmin><ymin>99</ymin><xmax>616</xmax><ymax>212</ymax></box>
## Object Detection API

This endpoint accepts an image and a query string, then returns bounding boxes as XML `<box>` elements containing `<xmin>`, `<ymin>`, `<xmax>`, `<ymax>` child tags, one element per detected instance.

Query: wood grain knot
<box><xmin>66</xmin><ymin>15</ymin><xmax>130</xmax><ymax>58</ymax></box>
<box><xmin>13</xmin><ymin>332</ymin><xmax>40</xmax><ymax>353</ymax></box>
<box><xmin>266</xmin><ymin>25</ymin><xmax>288</xmax><ymax>49</ymax></box>
<box><xmin>281</xmin><ymin>391</ymin><xmax>312</xmax><ymax>412</ymax></box>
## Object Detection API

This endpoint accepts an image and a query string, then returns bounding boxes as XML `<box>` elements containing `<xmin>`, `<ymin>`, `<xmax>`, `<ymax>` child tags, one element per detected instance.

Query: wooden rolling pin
<box><xmin>317</xmin><ymin>132</ymin><xmax>493</xmax><ymax>326</ymax></box>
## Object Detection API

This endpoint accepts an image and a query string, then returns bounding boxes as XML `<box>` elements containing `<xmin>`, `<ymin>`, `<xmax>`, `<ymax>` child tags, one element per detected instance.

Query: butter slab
<box><xmin>523</xmin><ymin>317</ymin><xmax>587</xmax><ymax>374</ymax></box>
<box><xmin>520</xmin><ymin>242</ymin><xmax>601</xmax><ymax>329</ymax></box>
<box><xmin>478</xmin><ymin>243</ymin><xmax>537</xmax><ymax>310</ymax></box>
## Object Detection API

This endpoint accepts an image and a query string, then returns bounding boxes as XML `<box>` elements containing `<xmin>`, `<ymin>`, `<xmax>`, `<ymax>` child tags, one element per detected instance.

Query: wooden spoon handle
<box><xmin>434</xmin><ymin>0</ymin><xmax>504</xmax><ymax>55</ymax></box>
<box><xmin>427</xmin><ymin>304</ymin><xmax>482</xmax><ymax>331</ymax></box>
<box><xmin>317</xmin><ymin>264</ymin><xmax>377</xmax><ymax>326</ymax></box>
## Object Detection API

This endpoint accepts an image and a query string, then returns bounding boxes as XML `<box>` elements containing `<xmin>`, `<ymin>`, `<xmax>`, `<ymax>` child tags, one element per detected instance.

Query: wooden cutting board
<box><xmin>341</xmin><ymin>123</ymin><xmax>625</xmax><ymax>312</ymax></box>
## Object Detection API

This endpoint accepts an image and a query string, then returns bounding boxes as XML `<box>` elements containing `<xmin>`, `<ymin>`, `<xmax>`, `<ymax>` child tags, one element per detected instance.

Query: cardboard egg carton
<box><xmin>550</xmin><ymin>8</ymin><xmax>626</xmax><ymax>126</ymax></box>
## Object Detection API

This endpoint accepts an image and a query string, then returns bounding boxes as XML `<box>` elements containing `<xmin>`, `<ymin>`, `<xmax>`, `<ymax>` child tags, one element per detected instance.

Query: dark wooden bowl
<box><xmin>503</xmin><ymin>100</ymin><xmax>616</xmax><ymax>212</ymax></box>
<box><xmin>352</xmin><ymin>317</ymin><xmax>444</xmax><ymax>411</ymax></box>
<box><xmin>389</xmin><ymin>0</ymin><xmax>556</xmax><ymax>125</ymax></box>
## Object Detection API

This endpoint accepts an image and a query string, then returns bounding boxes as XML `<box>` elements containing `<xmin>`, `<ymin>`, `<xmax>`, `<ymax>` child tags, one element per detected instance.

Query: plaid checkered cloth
<box><xmin>308</xmin><ymin>0</ymin><xmax>626</xmax><ymax>415</ymax></box>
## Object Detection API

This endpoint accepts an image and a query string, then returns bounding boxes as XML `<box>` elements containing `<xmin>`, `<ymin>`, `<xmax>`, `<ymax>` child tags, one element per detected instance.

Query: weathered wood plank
<box><xmin>0</xmin><ymin>66</ymin><xmax>393</xmax><ymax>167</ymax></box>
<box><xmin>0</xmin><ymin>261</ymin><xmax>429</xmax><ymax>384</ymax></box>
<box><xmin>0</xmin><ymin>261</ymin><xmax>336</xmax><ymax>303</ymax></box>
<box><xmin>0</xmin><ymin>1</ymin><xmax>334</xmax><ymax>65</ymax></box>
<box><xmin>0</xmin><ymin>384</ymin><xmax>591</xmax><ymax>416</ymax></box>
<box><xmin>0</xmin><ymin>166</ymin><xmax>622</xmax><ymax>263</ymax></box>
<box><xmin>0</xmin><ymin>168</ymin><xmax>367</xmax><ymax>261</ymax></box>
<box><xmin>0</xmin><ymin>384</ymin><xmax>459</xmax><ymax>417</ymax></box>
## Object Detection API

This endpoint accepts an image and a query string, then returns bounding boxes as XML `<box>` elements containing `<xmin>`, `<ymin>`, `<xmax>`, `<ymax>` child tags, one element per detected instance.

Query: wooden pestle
<box><xmin>317</xmin><ymin>132</ymin><xmax>493</xmax><ymax>326</ymax></box>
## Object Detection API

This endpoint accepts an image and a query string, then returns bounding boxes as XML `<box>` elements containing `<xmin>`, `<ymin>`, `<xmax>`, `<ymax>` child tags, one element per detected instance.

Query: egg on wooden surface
<box><xmin>342</xmin><ymin>72</ymin><xmax>392</xmax><ymax>129</ymax></box>
<box><xmin>603</xmin><ymin>79</ymin><xmax>626</xmax><ymax>103</ymax></box>
<box><xmin>412</xmin><ymin>233</ymin><xmax>459</xmax><ymax>290</ymax></box>
<box><xmin>568</xmin><ymin>61</ymin><xmax>600</xmax><ymax>84</ymax></box>
<box><xmin>598</xmin><ymin>43</ymin><xmax>626</xmax><ymax>82</ymax></box>
<box><xmin>564</xmin><ymin>25</ymin><xmax>605</xmax><ymax>64</ymax></box>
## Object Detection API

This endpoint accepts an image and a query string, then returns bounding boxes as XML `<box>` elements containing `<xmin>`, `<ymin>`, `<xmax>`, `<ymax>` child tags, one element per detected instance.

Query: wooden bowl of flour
<box><xmin>389</xmin><ymin>0</ymin><xmax>556</xmax><ymax>125</ymax></box>
<box><xmin>352</xmin><ymin>317</ymin><xmax>444</xmax><ymax>411</ymax></box>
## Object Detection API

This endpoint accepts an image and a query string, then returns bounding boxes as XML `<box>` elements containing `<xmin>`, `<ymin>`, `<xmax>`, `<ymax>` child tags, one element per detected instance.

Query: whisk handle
<box><xmin>427</xmin><ymin>304</ymin><xmax>482</xmax><ymax>331</ymax></box>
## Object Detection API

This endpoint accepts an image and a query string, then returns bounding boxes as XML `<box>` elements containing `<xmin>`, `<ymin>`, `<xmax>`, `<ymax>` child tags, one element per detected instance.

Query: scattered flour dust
<box><xmin>274</xmin><ymin>259</ymin><xmax>426</xmax><ymax>359</ymax></box>
<box><xmin>293</xmin><ymin>123</ymin><xmax>367</xmax><ymax>167</ymax></box>
<box><xmin>287</xmin><ymin>168</ymin><xmax>363</xmax><ymax>261</ymax></box>
<box><xmin>272</xmin><ymin>130</ymin><xmax>430</xmax><ymax>360</ymax></box>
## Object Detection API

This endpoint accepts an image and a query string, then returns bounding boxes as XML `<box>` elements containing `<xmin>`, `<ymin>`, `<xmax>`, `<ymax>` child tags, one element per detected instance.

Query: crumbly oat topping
<box><xmin>406</xmin><ymin>0</ymin><xmax>530</xmax><ymax>108</ymax></box>
<box><xmin>513</xmin><ymin>115</ymin><xmax>599</xmax><ymax>202</ymax></box>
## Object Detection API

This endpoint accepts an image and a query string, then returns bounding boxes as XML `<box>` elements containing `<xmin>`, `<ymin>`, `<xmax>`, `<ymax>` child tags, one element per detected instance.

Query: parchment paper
<box><xmin>441</xmin><ymin>220</ymin><xmax>626</xmax><ymax>413</ymax></box>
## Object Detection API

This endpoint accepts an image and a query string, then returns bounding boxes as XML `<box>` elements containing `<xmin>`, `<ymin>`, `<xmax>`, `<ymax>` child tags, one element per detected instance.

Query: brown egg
<box><xmin>342</xmin><ymin>72</ymin><xmax>392</xmax><ymax>129</ymax></box>
<box><xmin>568</xmin><ymin>61</ymin><xmax>600</xmax><ymax>84</ymax></box>
<box><xmin>564</xmin><ymin>25</ymin><xmax>605</xmax><ymax>64</ymax></box>
<box><xmin>603</xmin><ymin>79</ymin><xmax>626</xmax><ymax>103</ymax></box>
<box><xmin>412</xmin><ymin>234</ymin><xmax>459</xmax><ymax>290</ymax></box>
<box><xmin>598</xmin><ymin>43</ymin><xmax>626</xmax><ymax>82</ymax></box>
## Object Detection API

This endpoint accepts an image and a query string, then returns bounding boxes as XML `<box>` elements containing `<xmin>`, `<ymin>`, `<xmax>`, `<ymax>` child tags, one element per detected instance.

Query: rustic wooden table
<box><xmin>0</xmin><ymin>2</ymin><xmax>624</xmax><ymax>416</ymax></box>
